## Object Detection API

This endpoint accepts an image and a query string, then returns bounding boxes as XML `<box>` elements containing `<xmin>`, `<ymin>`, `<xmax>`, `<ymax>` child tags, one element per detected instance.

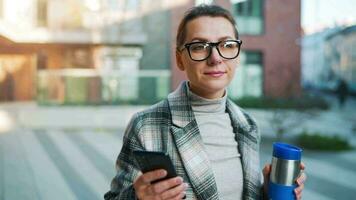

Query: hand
<box><xmin>263</xmin><ymin>162</ymin><xmax>307</xmax><ymax>200</ymax></box>
<box><xmin>133</xmin><ymin>169</ymin><xmax>188</xmax><ymax>200</ymax></box>
<box><xmin>294</xmin><ymin>163</ymin><xmax>307</xmax><ymax>200</ymax></box>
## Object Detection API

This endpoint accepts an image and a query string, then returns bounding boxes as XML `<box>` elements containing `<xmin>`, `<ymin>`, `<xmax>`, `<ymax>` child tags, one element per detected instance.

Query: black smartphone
<box><xmin>133</xmin><ymin>150</ymin><xmax>177</xmax><ymax>183</ymax></box>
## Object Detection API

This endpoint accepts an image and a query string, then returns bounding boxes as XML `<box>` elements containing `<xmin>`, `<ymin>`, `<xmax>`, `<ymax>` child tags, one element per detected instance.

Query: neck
<box><xmin>188</xmin><ymin>82</ymin><xmax>226</xmax><ymax>99</ymax></box>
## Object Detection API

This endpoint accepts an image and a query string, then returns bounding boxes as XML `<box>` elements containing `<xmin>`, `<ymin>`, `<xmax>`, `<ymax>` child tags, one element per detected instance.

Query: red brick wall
<box><xmin>240</xmin><ymin>0</ymin><xmax>301</xmax><ymax>98</ymax></box>
<box><xmin>170</xmin><ymin>1</ymin><xmax>194</xmax><ymax>90</ymax></box>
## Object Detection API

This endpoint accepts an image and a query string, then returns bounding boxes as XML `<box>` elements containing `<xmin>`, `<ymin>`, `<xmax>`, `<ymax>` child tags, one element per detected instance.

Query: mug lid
<box><xmin>273</xmin><ymin>142</ymin><xmax>302</xmax><ymax>160</ymax></box>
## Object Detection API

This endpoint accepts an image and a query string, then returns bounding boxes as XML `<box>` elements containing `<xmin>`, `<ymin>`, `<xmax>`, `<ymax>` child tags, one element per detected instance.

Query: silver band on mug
<box><xmin>270</xmin><ymin>157</ymin><xmax>301</xmax><ymax>186</ymax></box>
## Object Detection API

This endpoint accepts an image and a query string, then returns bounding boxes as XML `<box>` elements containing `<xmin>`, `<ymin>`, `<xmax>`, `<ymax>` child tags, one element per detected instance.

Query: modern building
<box><xmin>0</xmin><ymin>0</ymin><xmax>302</xmax><ymax>104</ymax></box>
<box><xmin>325</xmin><ymin>25</ymin><xmax>356</xmax><ymax>93</ymax></box>
<box><xmin>301</xmin><ymin>26</ymin><xmax>342</xmax><ymax>90</ymax></box>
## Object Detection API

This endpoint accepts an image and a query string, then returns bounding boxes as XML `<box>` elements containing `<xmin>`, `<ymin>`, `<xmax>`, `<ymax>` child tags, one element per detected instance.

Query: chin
<box><xmin>204</xmin><ymin>80</ymin><xmax>229</xmax><ymax>92</ymax></box>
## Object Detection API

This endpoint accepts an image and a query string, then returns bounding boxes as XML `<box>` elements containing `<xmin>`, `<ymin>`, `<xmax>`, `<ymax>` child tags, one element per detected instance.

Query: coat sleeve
<box><xmin>104</xmin><ymin>115</ymin><xmax>143</xmax><ymax>200</ymax></box>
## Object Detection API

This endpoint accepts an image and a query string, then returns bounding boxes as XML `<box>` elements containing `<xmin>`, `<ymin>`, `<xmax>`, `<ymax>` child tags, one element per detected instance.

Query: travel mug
<box><xmin>268</xmin><ymin>142</ymin><xmax>302</xmax><ymax>200</ymax></box>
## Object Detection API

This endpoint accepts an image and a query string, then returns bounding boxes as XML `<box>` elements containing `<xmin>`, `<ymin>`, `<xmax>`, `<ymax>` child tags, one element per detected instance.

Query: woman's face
<box><xmin>176</xmin><ymin>16</ymin><xmax>239</xmax><ymax>99</ymax></box>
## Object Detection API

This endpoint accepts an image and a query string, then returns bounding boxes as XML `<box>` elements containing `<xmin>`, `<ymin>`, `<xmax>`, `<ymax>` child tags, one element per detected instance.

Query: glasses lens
<box><xmin>188</xmin><ymin>43</ymin><xmax>210</xmax><ymax>61</ymax></box>
<box><xmin>218</xmin><ymin>41</ymin><xmax>240</xmax><ymax>59</ymax></box>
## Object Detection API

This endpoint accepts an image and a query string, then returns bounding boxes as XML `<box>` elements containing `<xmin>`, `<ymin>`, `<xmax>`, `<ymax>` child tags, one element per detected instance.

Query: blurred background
<box><xmin>0</xmin><ymin>0</ymin><xmax>355</xmax><ymax>199</ymax></box>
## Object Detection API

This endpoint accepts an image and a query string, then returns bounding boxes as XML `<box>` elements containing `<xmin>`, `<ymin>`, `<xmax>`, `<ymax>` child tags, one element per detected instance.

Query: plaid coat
<box><xmin>105</xmin><ymin>82</ymin><xmax>262</xmax><ymax>200</ymax></box>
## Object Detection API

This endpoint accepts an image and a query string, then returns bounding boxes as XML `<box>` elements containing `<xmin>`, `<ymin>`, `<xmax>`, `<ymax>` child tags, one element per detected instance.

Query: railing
<box><xmin>36</xmin><ymin>69</ymin><xmax>171</xmax><ymax>105</ymax></box>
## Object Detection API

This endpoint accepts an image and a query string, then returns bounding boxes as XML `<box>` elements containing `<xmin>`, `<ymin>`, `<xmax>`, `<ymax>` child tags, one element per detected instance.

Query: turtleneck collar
<box><xmin>186</xmin><ymin>82</ymin><xmax>227</xmax><ymax>114</ymax></box>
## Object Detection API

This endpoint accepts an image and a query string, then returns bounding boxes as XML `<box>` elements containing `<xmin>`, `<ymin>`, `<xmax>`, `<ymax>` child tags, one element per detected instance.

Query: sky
<box><xmin>302</xmin><ymin>0</ymin><xmax>356</xmax><ymax>34</ymax></box>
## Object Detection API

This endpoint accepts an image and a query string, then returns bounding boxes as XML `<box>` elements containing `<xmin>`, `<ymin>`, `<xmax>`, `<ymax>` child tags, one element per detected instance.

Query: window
<box><xmin>126</xmin><ymin>0</ymin><xmax>139</xmax><ymax>10</ymax></box>
<box><xmin>232</xmin><ymin>0</ymin><xmax>264</xmax><ymax>35</ymax></box>
<box><xmin>0</xmin><ymin>0</ymin><xmax>3</xmax><ymax>18</ymax></box>
<box><xmin>99</xmin><ymin>46</ymin><xmax>142</xmax><ymax>102</ymax></box>
<box><xmin>195</xmin><ymin>0</ymin><xmax>213</xmax><ymax>6</ymax></box>
<box><xmin>245</xmin><ymin>51</ymin><xmax>262</xmax><ymax>65</ymax></box>
<box><xmin>37</xmin><ymin>0</ymin><xmax>48</xmax><ymax>27</ymax></box>
<box><xmin>229</xmin><ymin>51</ymin><xmax>263</xmax><ymax>98</ymax></box>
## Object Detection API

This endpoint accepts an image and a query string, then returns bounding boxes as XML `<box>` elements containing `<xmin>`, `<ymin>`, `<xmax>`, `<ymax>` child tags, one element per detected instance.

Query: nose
<box><xmin>207</xmin><ymin>47</ymin><xmax>222</xmax><ymax>66</ymax></box>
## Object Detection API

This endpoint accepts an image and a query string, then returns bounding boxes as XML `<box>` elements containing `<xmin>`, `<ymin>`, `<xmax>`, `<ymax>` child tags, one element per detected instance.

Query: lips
<box><xmin>204</xmin><ymin>71</ymin><xmax>226</xmax><ymax>77</ymax></box>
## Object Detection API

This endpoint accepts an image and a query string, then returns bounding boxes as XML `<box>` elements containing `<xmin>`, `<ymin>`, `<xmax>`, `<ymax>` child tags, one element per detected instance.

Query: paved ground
<box><xmin>0</xmin><ymin>95</ymin><xmax>355</xmax><ymax>199</ymax></box>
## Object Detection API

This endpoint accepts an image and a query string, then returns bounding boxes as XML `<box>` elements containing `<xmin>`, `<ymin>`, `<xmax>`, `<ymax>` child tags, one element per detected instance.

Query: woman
<box><xmin>105</xmin><ymin>4</ymin><xmax>306</xmax><ymax>200</ymax></box>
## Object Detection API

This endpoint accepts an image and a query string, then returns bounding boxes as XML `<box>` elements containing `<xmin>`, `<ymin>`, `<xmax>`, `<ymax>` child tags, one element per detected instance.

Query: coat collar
<box><xmin>167</xmin><ymin>81</ymin><xmax>195</xmax><ymax>128</ymax></box>
<box><xmin>167</xmin><ymin>81</ymin><xmax>252</xmax><ymax>133</ymax></box>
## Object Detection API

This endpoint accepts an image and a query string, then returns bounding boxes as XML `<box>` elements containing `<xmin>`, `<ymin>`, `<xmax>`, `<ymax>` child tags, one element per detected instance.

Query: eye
<box><xmin>221</xmin><ymin>41</ymin><xmax>237</xmax><ymax>49</ymax></box>
<box><xmin>190</xmin><ymin>43</ymin><xmax>209</xmax><ymax>51</ymax></box>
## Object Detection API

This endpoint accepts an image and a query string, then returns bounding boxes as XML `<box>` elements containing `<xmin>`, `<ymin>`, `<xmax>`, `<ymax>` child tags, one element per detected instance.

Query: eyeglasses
<box><xmin>179</xmin><ymin>39</ymin><xmax>242</xmax><ymax>61</ymax></box>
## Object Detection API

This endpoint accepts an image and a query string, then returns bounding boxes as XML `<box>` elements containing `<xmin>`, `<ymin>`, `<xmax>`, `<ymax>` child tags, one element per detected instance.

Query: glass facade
<box><xmin>0</xmin><ymin>0</ymin><xmax>3</xmax><ymax>18</ymax></box>
<box><xmin>36</xmin><ymin>69</ymin><xmax>171</xmax><ymax>105</ymax></box>
<box><xmin>229</xmin><ymin>51</ymin><xmax>263</xmax><ymax>98</ymax></box>
<box><xmin>36</xmin><ymin>46</ymin><xmax>171</xmax><ymax>105</ymax></box>
<box><xmin>37</xmin><ymin>0</ymin><xmax>47</xmax><ymax>27</ymax></box>
<box><xmin>232</xmin><ymin>0</ymin><xmax>264</xmax><ymax>35</ymax></box>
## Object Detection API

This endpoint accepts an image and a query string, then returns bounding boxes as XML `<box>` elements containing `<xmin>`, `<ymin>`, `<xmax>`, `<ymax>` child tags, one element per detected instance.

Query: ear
<box><xmin>176</xmin><ymin>51</ymin><xmax>185</xmax><ymax>71</ymax></box>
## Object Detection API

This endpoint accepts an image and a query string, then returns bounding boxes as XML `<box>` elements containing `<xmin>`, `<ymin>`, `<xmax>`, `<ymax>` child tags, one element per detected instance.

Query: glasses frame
<box><xmin>179</xmin><ymin>39</ymin><xmax>242</xmax><ymax>61</ymax></box>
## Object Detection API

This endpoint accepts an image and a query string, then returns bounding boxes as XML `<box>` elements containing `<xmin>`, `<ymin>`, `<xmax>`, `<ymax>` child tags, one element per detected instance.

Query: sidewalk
<box><xmin>0</xmin><ymin>97</ymin><xmax>355</xmax><ymax>200</ymax></box>
<box><xmin>250</xmin><ymin>95</ymin><xmax>356</xmax><ymax>146</ymax></box>
<box><xmin>2</xmin><ymin>95</ymin><xmax>355</xmax><ymax>145</ymax></box>
<box><xmin>0</xmin><ymin>102</ymin><xmax>148</xmax><ymax>131</ymax></box>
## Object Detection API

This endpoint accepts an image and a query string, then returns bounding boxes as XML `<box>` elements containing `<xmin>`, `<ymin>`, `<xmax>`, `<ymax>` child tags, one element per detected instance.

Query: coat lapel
<box><xmin>226</xmin><ymin>100</ymin><xmax>261</xmax><ymax>199</ymax></box>
<box><xmin>167</xmin><ymin>82</ymin><xmax>219</xmax><ymax>200</ymax></box>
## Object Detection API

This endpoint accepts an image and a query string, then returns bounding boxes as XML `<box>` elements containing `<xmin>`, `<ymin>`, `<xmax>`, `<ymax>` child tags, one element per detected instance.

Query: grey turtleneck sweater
<box><xmin>188</xmin><ymin>86</ymin><xmax>243</xmax><ymax>200</ymax></box>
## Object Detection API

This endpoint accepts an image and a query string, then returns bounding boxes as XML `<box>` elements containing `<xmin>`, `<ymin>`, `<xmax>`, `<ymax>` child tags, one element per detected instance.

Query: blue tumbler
<box><xmin>268</xmin><ymin>142</ymin><xmax>302</xmax><ymax>200</ymax></box>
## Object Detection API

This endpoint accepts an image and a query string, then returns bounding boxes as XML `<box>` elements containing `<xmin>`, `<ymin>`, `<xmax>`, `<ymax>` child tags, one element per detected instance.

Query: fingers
<box><xmin>296</xmin><ymin>171</ymin><xmax>307</xmax><ymax>186</ymax></box>
<box><xmin>159</xmin><ymin>181</ymin><xmax>188</xmax><ymax>199</ymax></box>
<box><xmin>262</xmin><ymin>163</ymin><xmax>271</xmax><ymax>181</ymax></box>
<box><xmin>140</xmin><ymin>169</ymin><xmax>167</xmax><ymax>185</ymax></box>
<box><xmin>262</xmin><ymin>164</ymin><xmax>272</xmax><ymax>198</ymax></box>
<box><xmin>170</xmin><ymin>192</ymin><xmax>187</xmax><ymax>200</ymax></box>
<box><xmin>294</xmin><ymin>183</ymin><xmax>304</xmax><ymax>200</ymax></box>
<box><xmin>134</xmin><ymin>170</ymin><xmax>188</xmax><ymax>200</ymax></box>
<box><xmin>151</xmin><ymin>177</ymin><xmax>184</xmax><ymax>194</ymax></box>
<box><xmin>300</xmin><ymin>162</ymin><xmax>305</xmax><ymax>170</ymax></box>
<box><xmin>294</xmin><ymin>163</ymin><xmax>307</xmax><ymax>200</ymax></box>
<box><xmin>134</xmin><ymin>169</ymin><xmax>167</xmax><ymax>197</ymax></box>
<box><xmin>262</xmin><ymin>164</ymin><xmax>271</xmax><ymax>176</ymax></box>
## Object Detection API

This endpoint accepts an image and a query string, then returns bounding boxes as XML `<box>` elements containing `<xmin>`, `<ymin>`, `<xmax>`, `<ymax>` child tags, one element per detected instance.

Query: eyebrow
<box><xmin>189</xmin><ymin>36</ymin><xmax>235</xmax><ymax>43</ymax></box>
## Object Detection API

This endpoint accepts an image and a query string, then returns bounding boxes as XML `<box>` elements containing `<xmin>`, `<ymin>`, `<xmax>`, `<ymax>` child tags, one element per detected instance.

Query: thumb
<box><xmin>262</xmin><ymin>164</ymin><xmax>272</xmax><ymax>198</ymax></box>
<box><xmin>263</xmin><ymin>164</ymin><xmax>271</xmax><ymax>181</ymax></box>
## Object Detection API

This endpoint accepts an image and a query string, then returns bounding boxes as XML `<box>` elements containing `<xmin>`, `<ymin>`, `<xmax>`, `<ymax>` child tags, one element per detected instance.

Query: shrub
<box><xmin>297</xmin><ymin>131</ymin><xmax>353</xmax><ymax>151</ymax></box>
<box><xmin>233</xmin><ymin>96</ymin><xmax>329</xmax><ymax>110</ymax></box>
